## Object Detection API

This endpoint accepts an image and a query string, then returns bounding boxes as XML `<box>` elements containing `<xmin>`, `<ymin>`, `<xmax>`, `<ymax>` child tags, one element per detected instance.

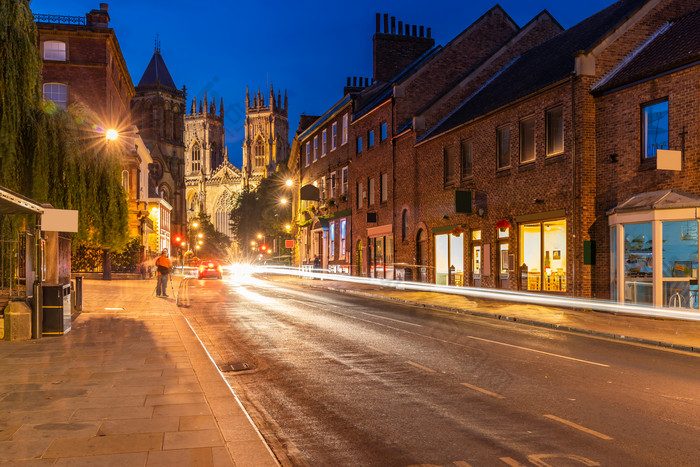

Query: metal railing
<box><xmin>34</xmin><ymin>14</ymin><xmax>86</xmax><ymax>25</ymax></box>
<box><xmin>1</xmin><ymin>230</ymin><xmax>33</xmax><ymax>300</ymax></box>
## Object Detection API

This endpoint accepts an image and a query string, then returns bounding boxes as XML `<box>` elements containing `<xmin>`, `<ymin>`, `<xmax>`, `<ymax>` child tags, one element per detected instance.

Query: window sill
<box><xmin>518</xmin><ymin>161</ymin><xmax>536</xmax><ymax>172</ymax></box>
<box><xmin>544</xmin><ymin>153</ymin><xmax>565</xmax><ymax>165</ymax></box>
<box><xmin>444</xmin><ymin>181</ymin><xmax>456</xmax><ymax>189</ymax></box>
<box><xmin>495</xmin><ymin>167</ymin><xmax>511</xmax><ymax>177</ymax></box>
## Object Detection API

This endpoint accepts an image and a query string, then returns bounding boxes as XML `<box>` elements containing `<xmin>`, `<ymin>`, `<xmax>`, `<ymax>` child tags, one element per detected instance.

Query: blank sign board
<box><xmin>42</xmin><ymin>208</ymin><xmax>79</xmax><ymax>232</ymax></box>
<box><xmin>657</xmin><ymin>149</ymin><xmax>681</xmax><ymax>171</ymax></box>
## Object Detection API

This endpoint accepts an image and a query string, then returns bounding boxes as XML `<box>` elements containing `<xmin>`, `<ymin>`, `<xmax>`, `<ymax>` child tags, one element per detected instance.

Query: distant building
<box><xmin>242</xmin><ymin>85</ymin><xmax>290</xmax><ymax>177</ymax></box>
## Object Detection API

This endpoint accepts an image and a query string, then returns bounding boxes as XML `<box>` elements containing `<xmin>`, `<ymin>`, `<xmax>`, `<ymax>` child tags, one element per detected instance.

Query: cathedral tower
<box><xmin>130</xmin><ymin>43</ymin><xmax>187</xmax><ymax>238</ymax></box>
<box><xmin>242</xmin><ymin>84</ymin><xmax>290</xmax><ymax>177</ymax></box>
<box><xmin>184</xmin><ymin>93</ymin><xmax>226</xmax><ymax>177</ymax></box>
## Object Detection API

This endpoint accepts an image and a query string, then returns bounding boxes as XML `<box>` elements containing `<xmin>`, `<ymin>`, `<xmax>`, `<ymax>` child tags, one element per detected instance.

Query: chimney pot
<box><xmin>391</xmin><ymin>16</ymin><xmax>395</xmax><ymax>34</ymax></box>
<box><xmin>427</xmin><ymin>27</ymin><xmax>431</xmax><ymax>38</ymax></box>
<box><xmin>347</xmin><ymin>77</ymin><xmax>351</xmax><ymax>85</ymax></box>
<box><xmin>353</xmin><ymin>77</ymin><xmax>357</xmax><ymax>86</ymax></box>
<box><xmin>412</xmin><ymin>25</ymin><xmax>417</xmax><ymax>36</ymax></box>
<box><xmin>405</xmin><ymin>24</ymin><xmax>410</xmax><ymax>35</ymax></box>
<box><xmin>100</xmin><ymin>3</ymin><xmax>108</xmax><ymax>11</ymax></box>
<box><xmin>365</xmin><ymin>77</ymin><xmax>369</xmax><ymax>86</ymax></box>
<box><xmin>375</xmin><ymin>13</ymin><xmax>380</xmax><ymax>33</ymax></box>
<box><xmin>419</xmin><ymin>26</ymin><xmax>424</xmax><ymax>37</ymax></box>
<box><xmin>398</xmin><ymin>21</ymin><xmax>403</xmax><ymax>34</ymax></box>
<box><xmin>384</xmin><ymin>14</ymin><xmax>389</xmax><ymax>33</ymax></box>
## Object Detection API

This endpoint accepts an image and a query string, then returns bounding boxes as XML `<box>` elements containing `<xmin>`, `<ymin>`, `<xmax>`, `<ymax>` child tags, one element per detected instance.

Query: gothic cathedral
<box><xmin>184</xmin><ymin>84</ymin><xmax>289</xmax><ymax>242</ymax></box>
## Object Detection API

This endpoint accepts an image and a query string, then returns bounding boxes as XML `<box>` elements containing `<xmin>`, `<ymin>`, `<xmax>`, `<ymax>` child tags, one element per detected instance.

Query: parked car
<box><xmin>197</xmin><ymin>261</ymin><xmax>223</xmax><ymax>280</ymax></box>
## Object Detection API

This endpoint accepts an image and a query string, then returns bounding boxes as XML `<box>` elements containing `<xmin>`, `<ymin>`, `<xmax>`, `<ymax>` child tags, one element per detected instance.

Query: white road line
<box><xmin>104</xmin><ymin>307</ymin><xmax>124</xmax><ymax>310</ymax></box>
<box><xmin>406</xmin><ymin>360</ymin><xmax>437</xmax><ymax>373</ymax></box>
<box><xmin>544</xmin><ymin>414</ymin><xmax>613</xmax><ymax>440</ymax></box>
<box><xmin>367</xmin><ymin>345</ymin><xmax>390</xmax><ymax>354</ymax></box>
<box><xmin>359</xmin><ymin>311</ymin><xmax>423</xmax><ymax>326</ymax></box>
<box><xmin>460</xmin><ymin>382</ymin><xmax>505</xmax><ymax>399</ymax></box>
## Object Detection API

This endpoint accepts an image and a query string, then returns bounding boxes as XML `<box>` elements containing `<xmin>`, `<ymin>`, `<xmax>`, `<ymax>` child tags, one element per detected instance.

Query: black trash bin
<box><xmin>43</xmin><ymin>283</ymin><xmax>71</xmax><ymax>335</ymax></box>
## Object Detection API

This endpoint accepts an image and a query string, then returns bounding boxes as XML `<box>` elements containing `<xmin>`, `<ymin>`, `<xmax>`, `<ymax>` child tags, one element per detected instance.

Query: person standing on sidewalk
<box><xmin>155</xmin><ymin>249</ymin><xmax>171</xmax><ymax>297</ymax></box>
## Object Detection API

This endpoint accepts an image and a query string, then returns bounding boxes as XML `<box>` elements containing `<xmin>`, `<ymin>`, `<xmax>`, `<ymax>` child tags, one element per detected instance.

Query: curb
<box><xmin>297</xmin><ymin>280</ymin><xmax>700</xmax><ymax>355</ymax></box>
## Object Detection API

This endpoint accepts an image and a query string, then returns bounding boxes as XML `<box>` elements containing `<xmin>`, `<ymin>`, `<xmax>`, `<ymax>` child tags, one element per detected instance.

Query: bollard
<box><xmin>75</xmin><ymin>276</ymin><xmax>83</xmax><ymax>312</ymax></box>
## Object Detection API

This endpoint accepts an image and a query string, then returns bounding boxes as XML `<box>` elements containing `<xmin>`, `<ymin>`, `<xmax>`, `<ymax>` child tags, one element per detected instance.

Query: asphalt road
<box><xmin>179</xmin><ymin>273</ymin><xmax>700</xmax><ymax>467</ymax></box>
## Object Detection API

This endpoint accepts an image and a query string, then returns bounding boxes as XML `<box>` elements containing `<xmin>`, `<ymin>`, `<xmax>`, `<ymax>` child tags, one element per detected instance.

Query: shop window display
<box><xmin>519</xmin><ymin>219</ymin><xmax>566</xmax><ymax>291</ymax></box>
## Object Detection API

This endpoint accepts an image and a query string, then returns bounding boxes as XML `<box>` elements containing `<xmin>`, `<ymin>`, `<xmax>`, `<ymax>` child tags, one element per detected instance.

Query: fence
<box><xmin>1</xmin><ymin>230</ymin><xmax>34</xmax><ymax>301</ymax></box>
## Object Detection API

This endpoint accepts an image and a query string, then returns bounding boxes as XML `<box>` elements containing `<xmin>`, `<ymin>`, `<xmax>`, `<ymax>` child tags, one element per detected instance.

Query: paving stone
<box><xmin>178</xmin><ymin>415</ymin><xmax>217</xmax><ymax>432</ymax></box>
<box><xmin>0</xmin><ymin>438</ymin><xmax>53</xmax><ymax>460</ymax></box>
<box><xmin>146</xmin><ymin>447</ymin><xmax>213</xmax><ymax>466</ymax></box>
<box><xmin>99</xmin><ymin>417</ymin><xmax>179</xmax><ymax>435</ymax></box>
<box><xmin>162</xmin><ymin>383</ymin><xmax>201</xmax><ymax>395</ymax></box>
<box><xmin>145</xmin><ymin>393</ymin><xmax>206</xmax><ymax>406</ymax></box>
<box><xmin>152</xmin><ymin>403</ymin><xmax>211</xmax><ymax>418</ymax></box>
<box><xmin>71</xmin><ymin>406</ymin><xmax>154</xmax><ymax>421</ymax></box>
<box><xmin>10</xmin><ymin>421</ymin><xmax>100</xmax><ymax>440</ymax></box>
<box><xmin>52</xmin><ymin>452</ymin><xmax>148</xmax><ymax>467</ymax></box>
<box><xmin>0</xmin><ymin>424</ymin><xmax>20</xmax><ymax>441</ymax></box>
<box><xmin>163</xmin><ymin>429</ymin><xmax>223</xmax><ymax>450</ymax></box>
<box><xmin>43</xmin><ymin>432</ymin><xmax>163</xmax><ymax>458</ymax></box>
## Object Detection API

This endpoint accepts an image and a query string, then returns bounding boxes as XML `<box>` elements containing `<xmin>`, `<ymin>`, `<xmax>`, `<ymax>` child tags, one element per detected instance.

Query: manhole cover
<box><xmin>220</xmin><ymin>362</ymin><xmax>250</xmax><ymax>372</ymax></box>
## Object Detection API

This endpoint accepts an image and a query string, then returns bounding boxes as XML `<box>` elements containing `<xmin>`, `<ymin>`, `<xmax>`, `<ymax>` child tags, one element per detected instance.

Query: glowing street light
<box><xmin>192</xmin><ymin>222</ymin><xmax>198</xmax><ymax>228</ymax></box>
<box><xmin>105</xmin><ymin>129</ymin><xmax>118</xmax><ymax>141</ymax></box>
<box><xmin>285</xmin><ymin>224</ymin><xmax>291</xmax><ymax>231</ymax></box>
<box><xmin>257</xmin><ymin>233</ymin><xmax>263</xmax><ymax>239</ymax></box>
<box><xmin>280</xmin><ymin>197</ymin><xmax>288</xmax><ymax>205</ymax></box>
<box><xmin>285</xmin><ymin>179</ymin><xmax>293</xmax><ymax>187</ymax></box>
<box><xmin>198</xmin><ymin>240</ymin><xmax>203</xmax><ymax>245</ymax></box>
<box><xmin>198</xmin><ymin>233</ymin><xmax>203</xmax><ymax>238</ymax></box>
<box><xmin>251</xmin><ymin>240</ymin><xmax>256</xmax><ymax>246</ymax></box>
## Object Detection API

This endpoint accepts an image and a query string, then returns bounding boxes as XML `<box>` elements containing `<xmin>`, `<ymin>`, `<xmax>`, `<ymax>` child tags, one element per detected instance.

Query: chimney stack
<box><xmin>372</xmin><ymin>13</ymin><xmax>435</xmax><ymax>82</ymax></box>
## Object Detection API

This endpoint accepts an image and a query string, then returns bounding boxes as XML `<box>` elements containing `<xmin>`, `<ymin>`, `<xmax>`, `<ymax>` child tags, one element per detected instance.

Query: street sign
<box><xmin>285</xmin><ymin>240</ymin><xmax>294</xmax><ymax>248</ymax></box>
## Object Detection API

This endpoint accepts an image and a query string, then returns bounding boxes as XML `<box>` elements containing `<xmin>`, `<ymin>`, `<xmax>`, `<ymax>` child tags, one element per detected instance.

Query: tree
<box><xmin>230</xmin><ymin>185</ymin><xmax>262</xmax><ymax>258</ymax></box>
<box><xmin>191</xmin><ymin>213</ymin><xmax>231</xmax><ymax>261</ymax></box>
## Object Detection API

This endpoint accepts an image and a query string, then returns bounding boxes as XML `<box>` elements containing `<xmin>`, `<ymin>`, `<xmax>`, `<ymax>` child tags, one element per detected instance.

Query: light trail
<box><xmin>251</xmin><ymin>265</ymin><xmax>700</xmax><ymax>322</ymax></box>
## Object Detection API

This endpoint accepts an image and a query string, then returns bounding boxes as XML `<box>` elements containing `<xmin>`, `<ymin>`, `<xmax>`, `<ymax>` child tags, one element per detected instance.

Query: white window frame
<box><xmin>329</xmin><ymin>221</ymin><xmax>336</xmax><ymax>260</ymax></box>
<box><xmin>332</xmin><ymin>122</ymin><xmax>338</xmax><ymax>150</ymax></box>
<box><xmin>313</xmin><ymin>136</ymin><xmax>318</xmax><ymax>161</ymax></box>
<box><xmin>340</xmin><ymin>219</ymin><xmax>347</xmax><ymax>259</ymax></box>
<box><xmin>342</xmin><ymin>113</ymin><xmax>349</xmax><ymax>145</ymax></box>
<box><xmin>330</xmin><ymin>171</ymin><xmax>336</xmax><ymax>199</ymax></box>
<box><xmin>342</xmin><ymin>167</ymin><xmax>348</xmax><ymax>195</ymax></box>
<box><xmin>43</xmin><ymin>40</ymin><xmax>66</xmax><ymax>61</ymax></box>
<box><xmin>43</xmin><ymin>83</ymin><xmax>67</xmax><ymax>109</ymax></box>
<box><xmin>305</xmin><ymin>141</ymin><xmax>311</xmax><ymax>167</ymax></box>
<box><xmin>322</xmin><ymin>129</ymin><xmax>327</xmax><ymax>157</ymax></box>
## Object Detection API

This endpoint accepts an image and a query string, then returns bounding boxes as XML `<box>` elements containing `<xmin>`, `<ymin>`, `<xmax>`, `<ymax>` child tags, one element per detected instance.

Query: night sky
<box><xmin>30</xmin><ymin>0</ymin><xmax>617</xmax><ymax>168</ymax></box>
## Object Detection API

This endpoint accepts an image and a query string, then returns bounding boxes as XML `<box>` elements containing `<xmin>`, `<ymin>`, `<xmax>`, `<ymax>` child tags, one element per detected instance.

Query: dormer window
<box><xmin>44</xmin><ymin>41</ymin><xmax>66</xmax><ymax>61</ymax></box>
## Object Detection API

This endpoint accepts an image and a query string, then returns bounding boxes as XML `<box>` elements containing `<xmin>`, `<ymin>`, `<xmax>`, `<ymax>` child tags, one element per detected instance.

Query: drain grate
<box><xmin>220</xmin><ymin>362</ymin><xmax>250</xmax><ymax>372</ymax></box>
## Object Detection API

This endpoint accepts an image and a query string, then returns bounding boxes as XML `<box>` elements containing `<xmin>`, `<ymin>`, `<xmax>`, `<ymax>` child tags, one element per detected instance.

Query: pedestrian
<box><xmin>313</xmin><ymin>254</ymin><xmax>320</xmax><ymax>271</ymax></box>
<box><xmin>155</xmin><ymin>249</ymin><xmax>171</xmax><ymax>297</ymax></box>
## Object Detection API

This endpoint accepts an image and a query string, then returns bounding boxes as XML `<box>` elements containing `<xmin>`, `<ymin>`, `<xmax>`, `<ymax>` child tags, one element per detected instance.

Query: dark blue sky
<box><xmin>31</xmin><ymin>0</ymin><xmax>616</xmax><ymax>168</ymax></box>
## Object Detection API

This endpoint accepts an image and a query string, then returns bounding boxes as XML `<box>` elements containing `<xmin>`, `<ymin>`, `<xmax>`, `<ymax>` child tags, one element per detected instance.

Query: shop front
<box><xmin>608</xmin><ymin>190</ymin><xmax>700</xmax><ymax>309</ymax></box>
<box><xmin>434</xmin><ymin>226</ymin><xmax>464</xmax><ymax>286</ymax></box>
<box><xmin>518</xmin><ymin>217</ymin><xmax>567</xmax><ymax>292</ymax></box>
<box><xmin>367</xmin><ymin>224</ymin><xmax>393</xmax><ymax>279</ymax></box>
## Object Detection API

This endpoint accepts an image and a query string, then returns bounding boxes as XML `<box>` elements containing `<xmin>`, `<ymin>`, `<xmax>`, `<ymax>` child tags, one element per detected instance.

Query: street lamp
<box><xmin>285</xmin><ymin>179</ymin><xmax>293</xmax><ymax>187</ymax></box>
<box><xmin>105</xmin><ymin>129</ymin><xmax>118</xmax><ymax>141</ymax></box>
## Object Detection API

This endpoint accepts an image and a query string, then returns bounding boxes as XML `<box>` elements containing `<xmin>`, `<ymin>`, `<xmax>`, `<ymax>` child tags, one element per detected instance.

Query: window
<box><xmin>356</xmin><ymin>182</ymin><xmax>363</xmax><ymax>209</ymax></box>
<box><xmin>401</xmin><ymin>209</ymin><xmax>408</xmax><ymax>241</ymax></box>
<box><xmin>642</xmin><ymin>100</ymin><xmax>669</xmax><ymax>159</ymax></box>
<box><xmin>368</xmin><ymin>178</ymin><xmax>375</xmax><ymax>206</ymax></box>
<box><xmin>191</xmin><ymin>143</ymin><xmax>201</xmax><ymax>172</ymax></box>
<box><xmin>546</xmin><ymin>106</ymin><xmax>563</xmax><ymax>156</ymax></box>
<box><xmin>329</xmin><ymin>221</ymin><xmax>336</xmax><ymax>259</ymax></box>
<box><xmin>380</xmin><ymin>122</ymin><xmax>388</xmax><ymax>141</ymax></box>
<box><xmin>44</xmin><ymin>41</ymin><xmax>66</xmax><ymax>61</ymax></box>
<box><xmin>322</xmin><ymin>129</ymin><xmax>327</xmax><ymax>156</ymax></box>
<box><xmin>380</xmin><ymin>173</ymin><xmax>388</xmax><ymax>203</ymax></box>
<box><xmin>340</xmin><ymin>219</ymin><xmax>347</xmax><ymax>258</ymax></box>
<box><xmin>331</xmin><ymin>122</ymin><xmax>338</xmax><ymax>150</ymax></box>
<box><xmin>368</xmin><ymin>130</ymin><xmax>375</xmax><ymax>148</ymax></box>
<box><xmin>305</xmin><ymin>142</ymin><xmax>310</xmax><ymax>166</ymax></box>
<box><xmin>357</xmin><ymin>136</ymin><xmax>363</xmax><ymax>154</ymax></box>
<box><xmin>497</xmin><ymin>126</ymin><xmax>510</xmax><ymax>169</ymax></box>
<box><xmin>254</xmin><ymin>139</ymin><xmax>265</xmax><ymax>168</ymax></box>
<box><xmin>520</xmin><ymin>116</ymin><xmax>536</xmax><ymax>163</ymax></box>
<box><xmin>342</xmin><ymin>113</ymin><xmax>349</xmax><ymax>145</ymax></box>
<box><xmin>313</xmin><ymin>136</ymin><xmax>318</xmax><ymax>161</ymax></box>
<box><xmin>330</xmin><ymin>171</ymin><xmax>336</xmax><ymax>199</ymax></box>
<box><xmin>121</xmin><ymin>170</ymin><xmax>129</xmax><ymax>195</ymax></box>
<box><xmin>461</xmin><ymin>140</ymin><xmax>472</xmax><ymax>179</ymax></box>
<box><xmin>519</xmin><ymin>219</ymin><xmax>567</xmax><ymax>292</ymax></box>
<box><xmin>320</xmin><ymin>177</ymin><xmax>326</xmax><ymax>203</ymax></box>
<box><xmin>43</xmin><ymin>83</ymin><xmax>67</xmax><ymax>109</ymax></box>
<box><xmin>342</xmin><ymin>167</ymin><xmax>348</xmax><ymax>195</ymax></box>
<box><xmin>444</xmin><ymin>145</ymin><xmax>457</xmax><ymax>185</ymax></box>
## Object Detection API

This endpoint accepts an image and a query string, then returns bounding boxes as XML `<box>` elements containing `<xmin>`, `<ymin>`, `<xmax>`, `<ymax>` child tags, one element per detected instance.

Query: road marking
<box><xmin>500</xmin><ymin>458</ymin><xmax>527</xmax><ymax>467</ymax></box>
<box><xmin>460</xmin><ymin>382</ymin><xmax>505</xmax><ymax>399</ymax></box>
<box><xmin>406</xmin><ymin>360</ymin><xmax>437</xmax><ymax>373</ymax></box>
<box><xmin>360</xmin><ymin>311</ymin><xmax>423</xmax><ymax>326</ymax></box>
<box><xmin>528</xmin><ymin>453</ymin><xmax>600</xmax><ymax>466</ymax></box>
<box><xmin>367</xmin><ymin>345</ymin><xmax>390</xmax><ymax>354</ymax></box>
<box><xmin>465</xmin><ymin>335</ymin><xmax>609</xmax><ymax>367</ymax></box>
<box><xmin>544</xmin><ymin>414</ymin><xmax>613</xmax><ymax>440</ymax></box>
<box><xmin>104</xmin><ymin>307</ymin><xmax>124</xmax><ymax>310</ymax></box>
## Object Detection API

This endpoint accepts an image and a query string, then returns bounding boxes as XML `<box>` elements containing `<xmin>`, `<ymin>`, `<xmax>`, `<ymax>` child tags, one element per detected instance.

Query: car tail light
<box><xmin>208</xmin><ymin>262</ymin><xmax>214</xmax><ymax>268</ymax></box>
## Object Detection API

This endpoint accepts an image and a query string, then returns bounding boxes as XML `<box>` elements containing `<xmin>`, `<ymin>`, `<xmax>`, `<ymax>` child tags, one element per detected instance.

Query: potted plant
<box><xmin>328</xmin><ymin>197</ymin><xmax>336</xmax><ymax>206</ymax></box>
<box><xmin>495</xmin><ymin>219</ymin><xmax>511</xmax><ymax>232</ymax></box>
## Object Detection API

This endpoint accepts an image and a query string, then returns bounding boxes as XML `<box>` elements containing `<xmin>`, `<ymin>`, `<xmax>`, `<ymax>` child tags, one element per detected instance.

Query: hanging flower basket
<box><xmin>449</xmin><ymin>226</ymin><xmax>467</xmax><ymax>236</ymax></box>
<box><xmin>494</xmin><ymin>219</ymin><xmax>511</xmax><ymax>231</ymax></box>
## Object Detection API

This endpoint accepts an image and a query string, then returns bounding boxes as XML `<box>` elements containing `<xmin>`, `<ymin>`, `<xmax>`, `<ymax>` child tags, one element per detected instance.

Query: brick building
<box><xmin>35</xmin><ymin>3</ymin><xmax>163</xmax><ymax>256</ymax></box>
<box><xmin>291</xmin><ymin>0</ymin><xmax>700</xmax><ymax>310</ymax></box>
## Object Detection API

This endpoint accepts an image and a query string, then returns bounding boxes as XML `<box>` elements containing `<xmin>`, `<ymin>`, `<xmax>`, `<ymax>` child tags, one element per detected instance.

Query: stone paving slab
<box><xmin>0</xmin><ymin>279</ymin><xmax>279</xmax><ymax>466</ymax></box>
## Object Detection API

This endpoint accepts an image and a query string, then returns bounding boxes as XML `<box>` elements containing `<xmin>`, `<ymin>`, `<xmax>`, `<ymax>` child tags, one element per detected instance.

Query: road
<box><xmin>179</xmin><ymin>273</ymin><xmax>700</xmax><ymax>467</ymax></box>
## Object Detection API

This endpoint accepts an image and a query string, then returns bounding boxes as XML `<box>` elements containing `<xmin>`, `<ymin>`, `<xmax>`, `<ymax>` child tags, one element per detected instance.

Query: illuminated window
<box><xmin>43</xmin><ymin>83</ymin><xmax>67</xmax><ymax>109</ymax></box>
<box><xmin>340</xmin><ymin>219</ymin><xmax>347</xmax><ymax>258</ymax></box>
<box><xmin>329</xmin><ymin>221</ymin><xmax>335</xmax><ymax>259</ymax></box>
<box><xmin>44</xmin><ymin>41</ymin><xmax>66</xmax><ymax>61</ymax></box>
<box><xmin>519</xmin><ymin>219</ymin><xmax>567</xmax><ymax>292</ymax></box>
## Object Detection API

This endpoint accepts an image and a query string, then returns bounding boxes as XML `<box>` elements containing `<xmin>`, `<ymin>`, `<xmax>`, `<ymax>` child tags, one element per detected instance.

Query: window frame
<box><xmin>341</xmin><ymin>167</ymin><xmax>348</xmax><ymax>195</ymax></box>
<box><xmin>380</xmin><ymin>173</ymin><xmax>388</xmax><ymax>203</ymax></box>
<box><xmin>43</xmin><ymin>82</ymin><xmax>67</xmax><ymax>109</ymax></box>
<box><xmin>313</xmin><ymin>136</ymin><xmax>318</xmax><ymax>161</ymax></box>
<box><xmin>368</xmin><ymin>130</ymin><xmax>375</xmax><ymax>148</ymax></box>
<box><xmin>356</xmin><ymin>136</ymin><xmax>363</xmax><ymax>154</ymax></box>
<box><xmin>461</xmin><ymin>140</ymin><xmax>473</xmax><ymax>180</ymax></box>
<box><xmin>305</xmin><ymin>141</ymin><xmax>311</xmax><ymax>167</ymax></box>
<box><xmin>321</xmin><ymin>129</ymin><xmax>327</xmax><ymax>157</ymax></box>
<box><xmin>331</xmin><ymin>122</ymin><xmax>338</xmax><ymax>150</ymax></box>
<box><xmin>641</xmin><ymin>98</ymin><xmax>669</xmax><ymax>160</ymax></box>
<box><xmin>545</xmin><ymin>106</ymin><xmax>564</xmax><ymax>157</ymax></box>
<box><xmin>380</xmin><ymin>122</ymin><xmax>388</xmax><ymax>142</ymax></box>
<box><xmin>497</xmin><ymin>125</ymin><xmax>511</xmax><ymax>169</ymax></box>
<box><xmin>519</xmin><ymin>115</ymin><xmax>536</xmax><ymax>164</ymax></box>
<box><xmin>43</xmin><ymin>40</ymin><xmax>66</xmax><ymax>61</ymax></box>
<box><xmin>444</xmin><ymin>144</ymin><xmax>457</xmax><ymax>185</ymax></box>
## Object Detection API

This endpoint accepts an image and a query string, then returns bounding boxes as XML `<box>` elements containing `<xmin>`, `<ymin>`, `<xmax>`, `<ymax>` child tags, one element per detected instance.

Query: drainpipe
<box><xmin>391</xmin><ymin>97</ymin><xmax>396</xmax><ymax>280</ymax></box>
<box><xmin>570</xmin><ymin>72</ymin><xmax>577</xmax><ymax>297</ymax></box>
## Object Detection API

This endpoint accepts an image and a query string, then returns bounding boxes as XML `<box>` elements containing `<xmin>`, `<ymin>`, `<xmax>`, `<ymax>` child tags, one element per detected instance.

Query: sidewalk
<box><xmin>0</xmin><ymin>279</ymin><xmax>278</xmax><ymax>466</ymax></box>
<box><xmin>264</xmin><ymin>274</ymin><xmax>700</xmax><ymax>353</ymax></box>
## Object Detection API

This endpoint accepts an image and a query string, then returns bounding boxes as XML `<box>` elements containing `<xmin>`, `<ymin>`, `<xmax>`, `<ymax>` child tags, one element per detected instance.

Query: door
<box><xmin>498</xmin><ymin>241</ymin><xmax>509</xmax><ymax>289</ymax></box>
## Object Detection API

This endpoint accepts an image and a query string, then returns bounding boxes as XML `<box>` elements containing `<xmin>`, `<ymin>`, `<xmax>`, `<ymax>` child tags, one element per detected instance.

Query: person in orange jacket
<box><xmin>155</xmin><ymin>249</ymin><xmax>172</xmax><ymax>297</ymax></box>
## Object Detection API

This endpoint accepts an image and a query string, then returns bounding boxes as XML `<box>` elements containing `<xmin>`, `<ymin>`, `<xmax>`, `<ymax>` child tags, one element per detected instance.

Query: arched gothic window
<box><xmin>192</xmin><ymin>143</ymin><xmax>201</xmax><ymax>172</ymax></box>
<box><xmin>254</xmin><ymin>138</ymin><xmax>265</xmax><ymax>168</ymax></box>
<box><xmin>214</xmin><ymin>191</ymin><xmax>235</xmax><ymax>239</ymax></box>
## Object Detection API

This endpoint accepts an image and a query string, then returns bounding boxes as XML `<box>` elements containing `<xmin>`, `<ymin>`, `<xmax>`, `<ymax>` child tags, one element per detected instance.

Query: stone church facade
<box><xmin>184</xmin><ymin>85</ymin><xmax>289</xmax><ymax>242</ymax></box>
